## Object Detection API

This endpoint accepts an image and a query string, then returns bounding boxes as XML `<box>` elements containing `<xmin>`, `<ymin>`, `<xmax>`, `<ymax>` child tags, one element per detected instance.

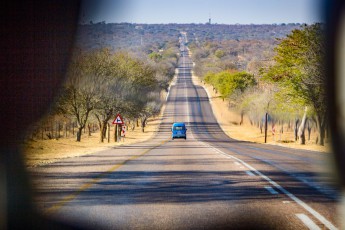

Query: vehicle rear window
<box><xmin>173</xmin><ymin>126</ymin><xmax>185</xmax><ymax>130</ymax></box>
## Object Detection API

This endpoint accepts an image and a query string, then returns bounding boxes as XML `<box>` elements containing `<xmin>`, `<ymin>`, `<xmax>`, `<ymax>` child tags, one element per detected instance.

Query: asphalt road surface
<box><xmin>30</xmin><ymin>37</ymin><xmax>340</xmax><ymax>229</ymax></box>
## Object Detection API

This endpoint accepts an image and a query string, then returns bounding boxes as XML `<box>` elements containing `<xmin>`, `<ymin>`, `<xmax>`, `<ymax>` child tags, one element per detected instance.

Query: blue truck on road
<box><xmin>171</xmin><ymin>122</ymin><xmax>187</xmax><ymax>140</ymax></box>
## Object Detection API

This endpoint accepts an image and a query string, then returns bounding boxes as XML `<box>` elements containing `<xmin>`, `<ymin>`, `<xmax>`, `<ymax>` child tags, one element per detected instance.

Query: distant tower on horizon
<box><xmin>208</xmin><ymin>12</ymin><xmax>211</xmax><ymax>25</ymax></box>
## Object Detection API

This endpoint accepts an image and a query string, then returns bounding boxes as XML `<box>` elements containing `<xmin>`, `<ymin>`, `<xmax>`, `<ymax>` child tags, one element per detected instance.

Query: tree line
<box><xmin>194</xmin><ymin>24</ymin><xmax>327</xmax><ymax>145</ymax></box>
<box><xmin>28</xmin><ymin>46</ymin><xmax>178</xmax><ymax>142</ymax></box>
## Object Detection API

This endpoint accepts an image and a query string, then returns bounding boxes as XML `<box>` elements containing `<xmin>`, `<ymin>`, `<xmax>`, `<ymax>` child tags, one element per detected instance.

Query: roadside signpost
<box><xmin>121</xmin><ymin>125</ymin><xmax>126</xmax><ymax>141</ymax></box>
<box><xmin>112</xmin><ymin>114</ymin><xmax>124</xmax><ymax>142</ymax></box>
<box><xmin>112</xmin><ymin>114</ymin><xmax>124</xmax><ymax>125</ymax></box>
<box><xmin>264</xmin><ymin>113</ymin><xmax>268</xmax><ymax>143</ymax></box>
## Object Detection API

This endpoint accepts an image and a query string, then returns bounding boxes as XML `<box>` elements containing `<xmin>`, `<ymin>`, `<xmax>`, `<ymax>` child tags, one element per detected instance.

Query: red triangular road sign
<box><xmin>112</xmin><ymin>114</ymin><xmax>124</xmax><ymax>124</ymax></box>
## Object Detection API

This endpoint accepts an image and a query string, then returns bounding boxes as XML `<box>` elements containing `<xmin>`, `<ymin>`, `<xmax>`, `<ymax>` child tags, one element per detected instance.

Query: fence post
<box><xmin>265</xmin><ymin>112</ymin><xmax>268</xmax><ymax>143</ymax></box>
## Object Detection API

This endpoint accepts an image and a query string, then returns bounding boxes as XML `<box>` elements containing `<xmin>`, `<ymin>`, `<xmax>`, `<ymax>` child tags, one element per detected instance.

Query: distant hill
<box><xmin>75</xmin><ymin>23</ymin><xmax>302</xmax><ymax>51</ymax></box>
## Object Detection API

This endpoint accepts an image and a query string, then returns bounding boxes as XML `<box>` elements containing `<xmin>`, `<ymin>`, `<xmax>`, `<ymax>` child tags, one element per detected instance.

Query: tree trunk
<box><xmin>88</xmin><ymin>123</ymin><xmax>91</xmax><ymax>136</ymax></box>
<box><xmin>65</xmin><ymin>123</ymin><xmax>68</xmax><ymax>138</ymax></box>
<box><xmin>298</xmin><ymin>107</ymin><xmax>308</xmax><ymax>145</ymax></box>
<box><xmin>316</xmin><ymin>114</ymin><xmax>326</xmax><ymax>146</ymax></box>
<box><xmin>141</xmin><ymin>117</ymin><xmax>147</xmax><ymax>133</ymax></box>
<box><xmin>307</xmin><ymin>120</ymin><xmax>312</xmax><ymax>141</ymax></box>
<box><xmin>319</xmin><ymin>127</ymin><xmax>325</xmax><ymax>146</ymax></box>
<box><xmin>294</xmin><ymin>119</ymin><xmax>300</xmax><ymax>141</ymax></box>
<box><xmin>240</xmin><ymin>111</ymin><xmax>244</xmax><ymax>125</ymax></box>
<box><xmin>114</xmin><ymin>124</ymin><xmax>118</xmax><ymax>142</ymax></box>
<box><xmin>56</xmin><ymin>122</ymin><xmax>59</xmax><ymax>139</ymax></box>
<box><xmin>103</xmin><ymin>122</ymin><xmax>108</xmax><ymax>139</ymax></box>
<box><xmin>99</xmin><ymin>122</ymin><xmax>106</xmax><ymax>143</ymax></box>
<box><xmin>76</xmin><ymin>126</ymin><xmax>83</xmax><ymax>142</ymax></box>
<box><xmin>95</xmin><ymin>112</ymin><xmax>111</xmax><ymax>143</ymax></box>
<box><xmin>118</xmin><ymin>125</ymin><xmax>122</xmax><ymax>141</ymax></box>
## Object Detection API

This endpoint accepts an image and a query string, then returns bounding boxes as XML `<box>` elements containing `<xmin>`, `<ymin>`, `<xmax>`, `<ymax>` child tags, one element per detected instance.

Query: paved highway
<box><xmin>30</xmin><ymin>34</ymin><xmax>340</xmax><ymax>229</ymax></box>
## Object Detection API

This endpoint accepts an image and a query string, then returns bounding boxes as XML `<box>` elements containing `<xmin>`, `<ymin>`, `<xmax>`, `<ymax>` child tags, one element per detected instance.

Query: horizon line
<box><xmin>78</xmin><ymin>21</ymin><xmax>321</xmax><ymax>26</ymax></box>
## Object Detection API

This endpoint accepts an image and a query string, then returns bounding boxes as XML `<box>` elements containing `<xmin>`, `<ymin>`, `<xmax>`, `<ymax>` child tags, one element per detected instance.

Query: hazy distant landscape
<box><xmin>75</xmin><ymin>22</ymin><xmax>301</xmax><ymax>75</ymax></box>
<box><xmin>76</xmin><ymin>23</ymin><xmax>301</xmax><ymax>48</ymax></box>
<box><xmin>75</xmin><ymin>22</ymin><xmax>301</xmax><ymax>61</ymax></box>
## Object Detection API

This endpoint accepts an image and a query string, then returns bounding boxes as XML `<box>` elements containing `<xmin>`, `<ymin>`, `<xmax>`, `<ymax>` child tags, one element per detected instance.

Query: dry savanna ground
<box><xmin>24</xmin><ymin>76</ymin><xmax>331</xmax><ymax>167</ymax></box>
<box><xmin>23</xmin><ymin>114</ymin><xmax>163</xmax><ymax>168</ymax></box>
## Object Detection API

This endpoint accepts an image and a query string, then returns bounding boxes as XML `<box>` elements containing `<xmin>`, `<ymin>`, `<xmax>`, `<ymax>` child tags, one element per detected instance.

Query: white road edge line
<box><xmin>296</xmin><ymin>213</ymin><xmax>321</xmax><ymax>230</ymax></box>
<box><xmin>246</xmin><ymin>171</ymin><xmax>255</xmax><ymax>176</ymax></box>
<box><xmin>265</xmin><ymin>186</ymin><xmax>279</xmax><ymax>195</ymax></box>
<box><xmin>166</xmin><ymin>69</ymin><xmax>178</xmax><ymax>101</ymax></box>
<box><xmin>203</xmin><ymin>142</ymin><xmax>337</xmax><ymax>230</ymax></box>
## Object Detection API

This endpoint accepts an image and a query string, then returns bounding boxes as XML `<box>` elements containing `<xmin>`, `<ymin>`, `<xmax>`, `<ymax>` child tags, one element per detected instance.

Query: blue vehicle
<box><xmin>171</xmin><ymin>122</ymin><xmax>187</xmax><ymax>140</ymax></box>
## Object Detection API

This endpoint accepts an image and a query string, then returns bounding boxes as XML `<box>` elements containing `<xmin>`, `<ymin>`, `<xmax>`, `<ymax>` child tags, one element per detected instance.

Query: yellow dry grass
<box><xmin>23</xmin><ymin>111</ymin><xmax>164</xmax><ymax>168</ymax></box>
<box><xmin>24</xmin><ymin>74</ymin><xmax>332</xmax><ymax>168</ymax></box>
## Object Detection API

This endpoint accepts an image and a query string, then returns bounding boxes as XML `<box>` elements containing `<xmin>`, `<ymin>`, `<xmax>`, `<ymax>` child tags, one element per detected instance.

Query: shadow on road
<box><xmin>33</xmin><ymin>169</ymin><xmax>335</xmax><ymax>206</ymax></box>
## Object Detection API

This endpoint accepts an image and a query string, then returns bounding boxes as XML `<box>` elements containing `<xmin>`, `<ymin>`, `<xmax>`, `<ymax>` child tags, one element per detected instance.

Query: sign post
<box><xmin>112</xmin><ymin>114</ymin><xmax>124</xmax><ymax>125</ymax></box>
<box><xmin>264</xmin><ymin>113</ymin><xmax>268</xmax><ymax>143</ymax></box>
<box><xmin>121</xmin><ymin>125</ymin><xmax>126</xmax><ymax>142</ymax></box>
<box><xmin>112</xmin><ymin>114</ymin><xmax>124</xmax><ymax>142</ymax></box>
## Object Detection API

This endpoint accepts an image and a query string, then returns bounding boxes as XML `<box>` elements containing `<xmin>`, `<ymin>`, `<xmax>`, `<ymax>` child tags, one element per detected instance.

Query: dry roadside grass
<box><xmin>191</xmin><ymin>72</ymin><xmax>332</xmax><ymax>153</ymax></box>
<box><xmin>24</xmin><ymin>73</ymin><xmax>331</xmax><ymax>168</ymax></box>
<box><xmin>23</xmin><ymin>110</ymin><xmax>164</xmax><ymax>168</ymax></box>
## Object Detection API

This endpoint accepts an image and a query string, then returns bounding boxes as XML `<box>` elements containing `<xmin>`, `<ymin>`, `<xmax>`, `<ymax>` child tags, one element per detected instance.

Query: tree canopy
<box><xmin>204</xmin><ymin>70</ymin><xmax>256</xmax><ymax>99</ymax></box>
<box><xmin>197</xmin><ymin>23</ymin><xmax>326</xmax><ymax>145</ymax></box>
<box><xmin>57</xmin><ymin>48</ymin><xmax>163</xmax><ymax>142</ymax></box>
<box><xmin>262</xmin><ymin>23</ymin><xmax>326</xmax><ymax>145</ymax></box>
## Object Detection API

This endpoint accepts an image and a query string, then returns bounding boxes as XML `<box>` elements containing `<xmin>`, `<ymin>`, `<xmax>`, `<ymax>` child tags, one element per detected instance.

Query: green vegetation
<box><xmin>27</xmin><ymin>22</ymin><xmax>324</xmax><ymax>145</ymax></box>
<box><xmin>196</xmin><ymin>23</ymin><xmax>326</xmax><ymax>145</ymax></box>
<box><xmin>56</xmin><ymin>49</ymin><xmax>163</xmax><ymax>142</ymax></box>
<box><xmin>262</xmin><ymin>23</ymin><xmax>326</xmax><ymax>145</ymax></box>
<box><xmin>31</xmin><ymin>46</ymin><xmax>178</xmax><ymax>142</ymax></box>
<box><xmin>204</xmin><ymin>70</ymin><xmax>256</xmax><ymax>100</ymax></box>
<box><xmin>148</xmin><ymin>52</ymin><xmax>162</xmax><ymax>62</ymax></box>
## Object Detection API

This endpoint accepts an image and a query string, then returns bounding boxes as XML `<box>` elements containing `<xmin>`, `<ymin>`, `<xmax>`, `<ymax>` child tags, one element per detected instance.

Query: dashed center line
<box><xmin>246</xmin><ymin>171</ymin><xmax>255</xmax><ymax>176</ymax></box>
<box><xmin>265</xmin><ymin>186</ymin><xmax>279</xmax><ymax>195</ymax></box>
<box><xmin>44</xmin><ymin>140</ymin><xmax>168</xmax><ymax>214</ymax></box>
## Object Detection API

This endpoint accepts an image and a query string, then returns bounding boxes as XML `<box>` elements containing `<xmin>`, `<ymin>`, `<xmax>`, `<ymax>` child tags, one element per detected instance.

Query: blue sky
<box><xmin>80</xmin><ymin>0</ymin><xmax>323</xmax><ymax>24</ymax></box>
